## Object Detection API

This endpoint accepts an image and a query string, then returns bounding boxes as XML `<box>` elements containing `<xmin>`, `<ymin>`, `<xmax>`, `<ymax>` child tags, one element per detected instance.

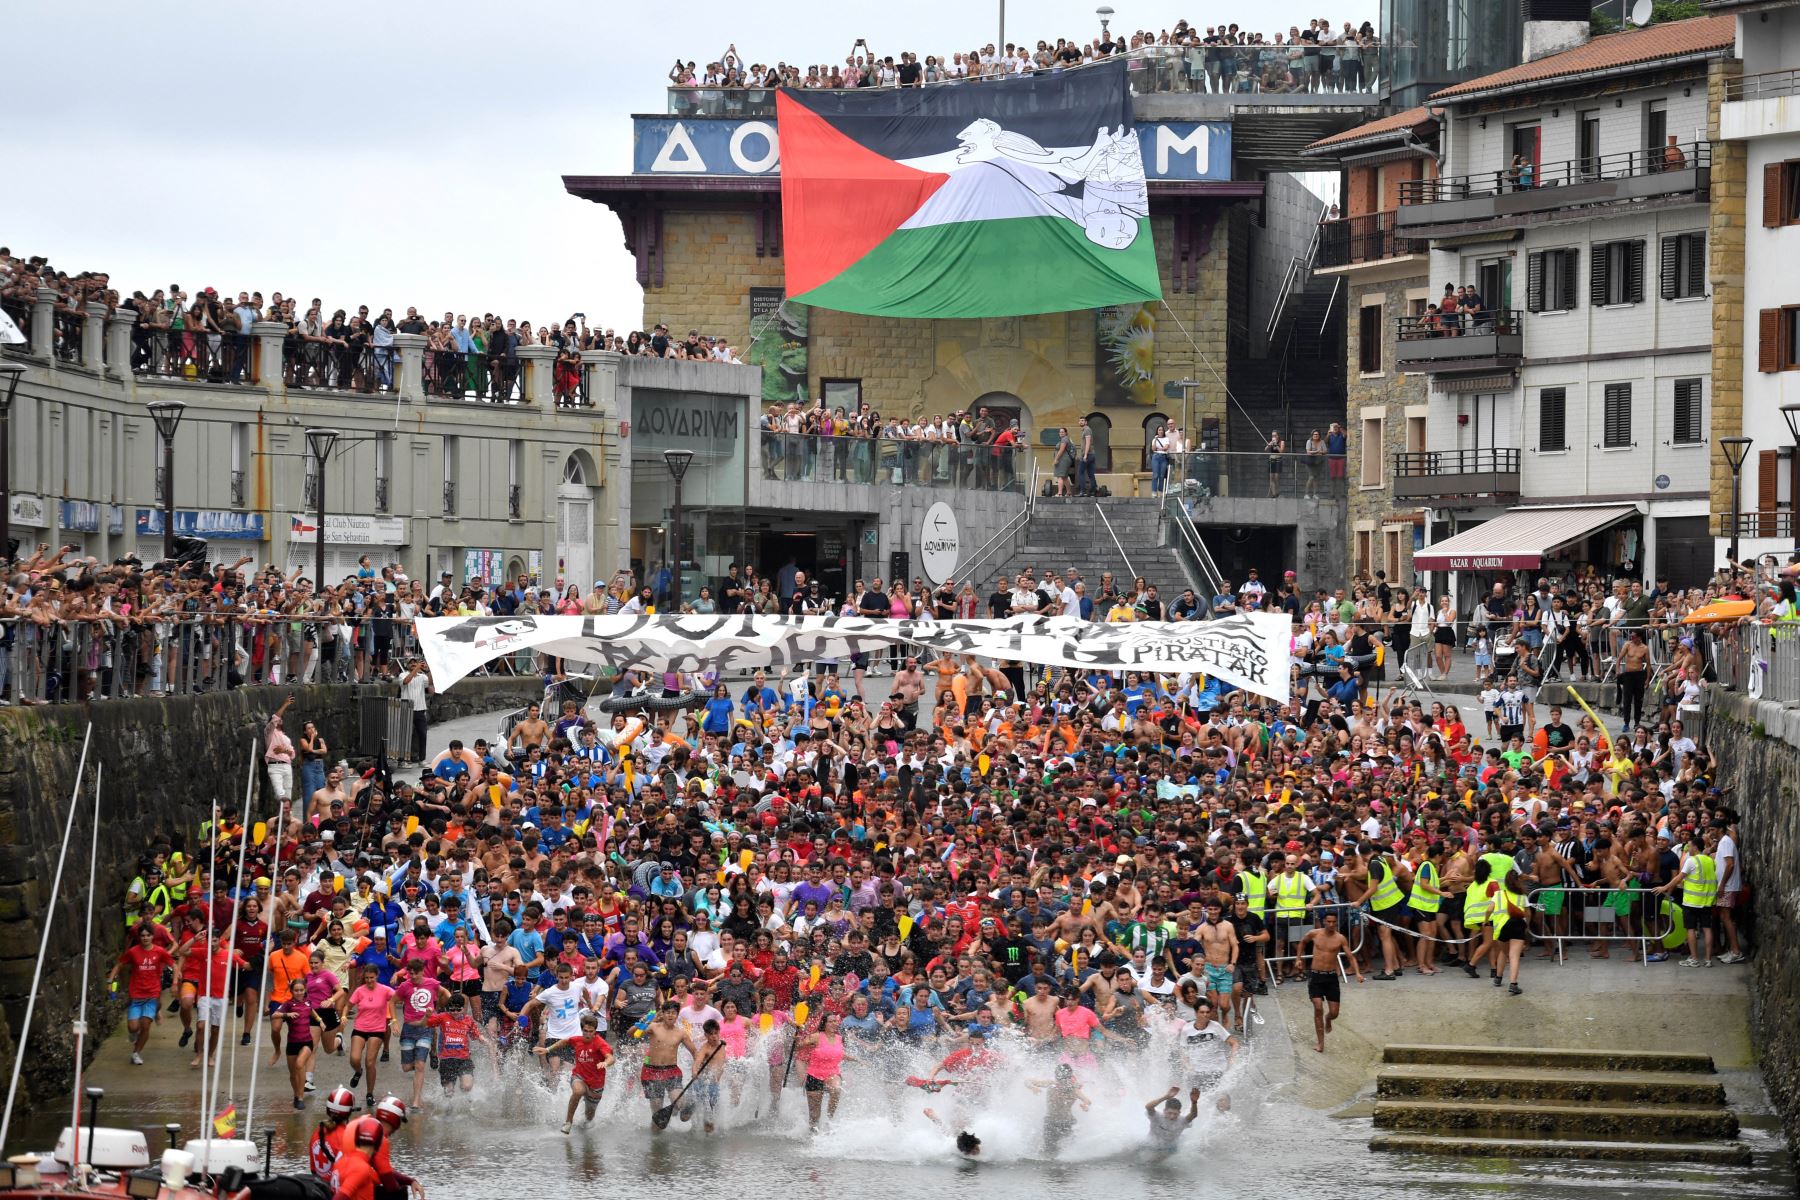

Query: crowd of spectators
<box><xmin>0</xmin><ymin>248</ymin><xmax>738</xmax><ymax>408</ymax></box>
<box><xmin>670</xmin><ymin>17</ymin><xmax>1383</xmax><ymax>100</ymax></box>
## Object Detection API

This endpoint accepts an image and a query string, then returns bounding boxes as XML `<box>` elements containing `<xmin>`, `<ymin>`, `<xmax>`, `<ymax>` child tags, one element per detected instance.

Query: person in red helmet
<box><xmin>329</xmin><ymin>1116</ymin><xmax>384</xmax><ymax>1200</ymax></box>
<box><xmin>330</xmin><ymin>1097</ymin><xmax>420</xmax><ymax>1199</ymax></box>
<box><xmin>310</xmin><ymin>1087</ymin><xmax>358</xmax><ymax>1182</ymax></box>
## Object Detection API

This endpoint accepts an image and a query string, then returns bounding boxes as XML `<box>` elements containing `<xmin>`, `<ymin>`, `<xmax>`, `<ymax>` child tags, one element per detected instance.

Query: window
<box><xmin>1602</xmin><ymin>383</ymin><xmax>1632</xmax><ymax>449</ymax></box>
<box><xmin>1538</xmin><ymin>387</ymin><xmax>1567</xmax><ymax>452</ymax></box>
<box><xmin>1358</xmin><ymin>304</ymin><xmax>1381</xmax><ymax>374</ymax></box>
<box><xmin>1765</xmin><ymin>161</ymin><xmax>1800</xmax><ymax>228</ymax></box>
<box><xmin>1578</xmin><ymin>113</ymin><xmax>1601</xmax><ymax>179</ymax></box>
<box><xmin>230</xmin><ymin>423</ymin><xmax>247</xmax><ymax>508</ymax></box>
<box><xmin>1385</xmin><ymin>528</ymin><xmax>1404</xmax><ymax>579</ymax></box>
<box><xmin>1761</xmin><ymin>306</ymin><xmax>1800</xmax><ymax>372</ymax></box>
<box><xmin>443</xmin><ymin>435</ymin><xmax>459</xmax><ymax>515</ymax></box>
<box><xmin>1660</xmin><ymin>232</ymin><xmax>1706</xmax><ymax>300</ymax></box>
<box><xmin>1527</xmin><ymin>248</ymin><xmax>1578</xmax><ymax>312</ymax></box>
<box><xmin>1644</xmin><ymin>101</ymin><xmax>1667</xmax><ymax>162</ymax></box>
<box><xmin>1672</xmin><ymin>378</ymin><xmax>1703</xmax><ymax>446</ymax></box>
<box><xmin>1477</xmin><ymin>257</ymin><xmax>1512</xmax><ymax>312</ymax></box>
<box><xmin>1405</xmin><ymin>415</ymin><xmax>1426</xmax><ymax>453</ymax></box>
<box><xmin>1356</xmin><ymin>530</ymin><xmax>1372</xmax><ymax>577</ymax></box>
<box><xmin>1360</xmin><ymin>416</ymin><xmax>1383</xmax><ymax>487</ymax></box>
<box><xmin>508</xmin><ymin>439</ymin><xmax>524</xmax><ymax>520</ymax></box>
<box><xmin>1590</xmin><ymin>240</ymin><xmax>1644</xmax><ymax>307</ymax></box>
<box><xmin>374</xmin><ymin>432</ymin><xmax>392</xmax><ymax>513</ymax></box>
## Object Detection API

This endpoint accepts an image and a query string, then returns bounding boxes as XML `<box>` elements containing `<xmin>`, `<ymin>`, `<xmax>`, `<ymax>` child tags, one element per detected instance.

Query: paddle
<box><xmin>651</xmin><ymin>1044</ymin><xmax>723</xmax><ymax>1131</ymax></box>
<box><xmin>775</xmin><ymin>1002</ymin><xmax>813</xmax><ymax>1103</ymax></box>
<box><xmin>904</xmin><ymin>1076</ymin><xmax>960</xmax><ymax>1094</ymax></box>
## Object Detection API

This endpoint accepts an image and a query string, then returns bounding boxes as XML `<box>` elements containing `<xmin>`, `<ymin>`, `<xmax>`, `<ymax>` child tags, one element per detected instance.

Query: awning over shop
<box><xmin>1414</xmin><ymin>504</ymin><xmax>1639</xmax><ymax>572</ymax></box>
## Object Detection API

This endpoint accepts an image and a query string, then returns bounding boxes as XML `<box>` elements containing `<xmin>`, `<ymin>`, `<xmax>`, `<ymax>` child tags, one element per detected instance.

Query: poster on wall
<box><xmin>1093</xmin><ymin>302</ymin><xmax>1157</xmax><ymax>406</ymax></box>
<box><xmin>527</xmin><ymin>550</ymin><xmax>543</xmax><ymax>587</ymax></box>
<box><xmin>747</xmin><ymin>287</ymin><xmax>809</xmax><ymax>406</ymax></box>
<box><xmin>464</xmin><ymin>549</ymin><xmax>505</xmax><ymax>587</ymax></box>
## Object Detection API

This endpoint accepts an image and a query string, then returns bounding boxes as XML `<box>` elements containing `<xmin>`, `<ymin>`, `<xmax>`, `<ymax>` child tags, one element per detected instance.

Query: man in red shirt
<box><xmin>426</xmin><ymin>993</ymin><xmax>489</xmax><ymax>1095</ymax></box>
<box><xmin>195</xmin><ymin>930</ymin><xmax>248</xmax><ymax>1073</ymax></box>
<box><xmin>328</xmin><ymin>1117</ymin><xmax>383</xmax><ymax>1200</ymax></box>
<box><xmin>108</xmin><ymin>923</ymin><xmax>175</xmax><ymax>1065</ymax></box>
<box><xmin>535</xmin><ymin>1010</ymin><xmax>614</xmax><ymax>1133</ymax></box>
<box><xmin>759</xmin><ymin>949</ymin><xmax>800</xmax><ymax>1009</ymax></box>
<box><xmin>171</xmin><ymin>911</ymin><xmax>211</xmax><ymax>1054</ymax></box>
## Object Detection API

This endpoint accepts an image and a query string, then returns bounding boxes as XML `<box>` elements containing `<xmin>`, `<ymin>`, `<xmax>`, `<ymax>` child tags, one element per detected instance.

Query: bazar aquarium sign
<box><xmin>632</xmin><ymin>117</ymin><xmax>1231</xmax><ymax>180</ymax></box>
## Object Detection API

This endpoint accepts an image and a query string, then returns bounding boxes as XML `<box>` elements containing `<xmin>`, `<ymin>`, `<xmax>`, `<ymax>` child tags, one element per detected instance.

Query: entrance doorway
<box><xmin>557</xmin><ymin>453</ymin><xmax>594</xmax><ymax>595</ymax></box>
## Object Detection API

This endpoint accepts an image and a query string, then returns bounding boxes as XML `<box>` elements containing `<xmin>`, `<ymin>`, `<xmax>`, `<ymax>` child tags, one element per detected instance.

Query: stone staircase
<box><xmin>984</xmin><ymin>497</ymin><xmax>1198</xmax><ymax>597</ymax></box>
<box><xmin>1369</xmin><ymin>1044</ymin><xmax>1747</xmax><ymax>1165</ymax></box>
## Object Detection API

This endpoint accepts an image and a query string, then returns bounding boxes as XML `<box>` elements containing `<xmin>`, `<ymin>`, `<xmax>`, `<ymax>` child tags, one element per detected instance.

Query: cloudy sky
<box><xmin>11</xmin><ymin>1</ymin><xmax>1374</xmax><ymax>329</ymax></box>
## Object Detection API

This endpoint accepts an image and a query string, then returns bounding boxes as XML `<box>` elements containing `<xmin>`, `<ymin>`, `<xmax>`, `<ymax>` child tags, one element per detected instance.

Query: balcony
<box><xmin>1396</xmin><ymin>142</ymin><xmax>1710</xmax><ymax>237</ymax></box>
<box><xmin>1729</xmin><ymin>510</ymin><xmax>1796</xmax><ymax>540</ymax></box>
<box><xmin>1721</xmin><ymin>69</ymin><xmax>1800</xmax><ymax>141</ymax></box>
<box><xmin>1392</xmin><ymin>448</ymin><xmax>1520</xmax><ymax>501</ymax></box>
<box><xmin>1315</xmin><ymin>211</ymin><xmax>1422</xmax><ymax>273</ymax></box>
<box><xmin>1393</xmin><ymin>309</ymin><xmax>1523</xmax><ymax>374</ymax></box>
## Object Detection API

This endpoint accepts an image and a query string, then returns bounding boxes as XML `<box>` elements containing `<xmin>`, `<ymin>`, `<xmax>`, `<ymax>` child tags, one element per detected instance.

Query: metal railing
<box><xmin>52</xmin><ymin>308</ymin><xmax>85</xmax><ymax>363</ymax></box>
<box><xmin>1316</xmin><ymin>210</ymin><xmax>1420</xmax><ymax>268</ymax></box>
<box><xmin>422</xmin><ymin>348</ymin><xmax>524</xmax><ymax>404</ymax></box>
<box><xmin>757</xmin><ymin>432</ymin><xmax>1025</xmax><ymax>491</ymax></box>
<box><xmin>665</xmin><ymin>44</ymin><xmax>1393</xmax><ymax>116</ymax></box>
<box><xmin>1714</xmin><ymin>620</ymin><xmax>1800</xmax><ymax>705</ymax></box>
<box><xmin>1725</xmin><ymin>67</ymin><xmax>1800</xmax><ymax>103</ymax></box>
<box><xmin>1396</xmin><ymin>307</ymin><xmax>1521</xmax><ymax>340</ymax></box>
<box><xmin>1168</xmin><ymin>449</ymin><xmax>1348</xmax><ymax>501</ymax></box>
<box><xmin>282</xmin><ymin>341</ymin><xmax>392</xmax><ymax>394</ymax></box>
<box><xmin>0</xmin><ymin>616</ymin><xmax>425</xmax><ymax>705</ymax></box>
<box><xmin>1400</xmin><ymin>141</ymin><xmax>1711</xmax><ymax>205</ymax></box>
<box><xmin>1524</xmin><ymin>884</ymin><xmax>1675</xmax><ymax>968</ymax></box>
<box><xmin>954</xmin><ymin>459</ymin><xmax>1039</xmax><ymax>586</ymax></box>
<box><xmin>132</xmin><ymin>327</ymin><xmax>253</xmax><ymax>384</ymax></box>
<box><xmin>1162</xmin><ymin>495</ymin><xmax>1226</xmax><ymax>601</ymax></box>
<box><xmin>1</xmin><ymin>296</ymin><xmax>30</xmax><ymax>349</ymax></box>
<box><xmin>1729</xmin><ymin>510</ymin><xmax>1795</xmax><ymax>539</ymax></box>
<box><xmin>1091</xmin><ymin>500</ymin><xmax>1138</xmax><ymax>581</ymax></box>
<box><xmin>1258</xmin><ymin>900</ymin><xmax>1366</xmax><ymax>985</ymax></box>
<box><xmin>1393</xmin><ymin>448</ymin><xmax>1521</xmax><ymax>477</ymax></box>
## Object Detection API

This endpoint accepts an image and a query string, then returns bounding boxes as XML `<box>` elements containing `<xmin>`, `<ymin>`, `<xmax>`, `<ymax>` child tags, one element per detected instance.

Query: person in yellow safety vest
<box><xmin>1491</xmin><ymin>867</ymin><xmax>1531</xmax><ymax>995</ymax></box>
<box><xmin>1268</xmin><ymin>854</ymin><xmax>1316</xmax><ymax>983</ymax></box>
<box><xmin>1405</xmin><ymin>843</ymin><xmax>1447</xmax><ymax>976</ymax></box>
<box><xmin>1477</xmin><ymin>843</ymin><xmax>1521</xmax><ymax>981</ymax></box>
<box><xmin>1656</xmin><ymin>831</ymin><xmax>1717</xmax><ymax>968</ymax></box>
<box><xmin>1235</xmin><ymin>849</ymin><xmax>1268</xmax><ymax>920</ymax></box>
<box><xmin>1460</xmin><ymin>859</ymin><xmax>1495</xmax><ymax>979</ymax></box>
<box><xmin>1364</xmin><ymin>844</ymin><xmax>1410</xmax><ymax>981</ymax></box>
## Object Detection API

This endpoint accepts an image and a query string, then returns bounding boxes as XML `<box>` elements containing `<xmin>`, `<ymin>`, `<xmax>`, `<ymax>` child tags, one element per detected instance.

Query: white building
<box><xmin>1712</xmin><ymin>0</ymin><xmax>1800</xmax><ymax>563</ymax></box>
<box><xmin>1388</xmin><ymin>15</ymin><xmax>1737</xmax><ymax>600</ymax></box>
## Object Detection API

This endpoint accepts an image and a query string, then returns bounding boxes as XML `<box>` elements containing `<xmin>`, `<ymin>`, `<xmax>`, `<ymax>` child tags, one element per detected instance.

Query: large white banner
<box><xmin>417</xmin><ymin>612</ymin><xmax>1290</xmax><ymax>702</ymax></box>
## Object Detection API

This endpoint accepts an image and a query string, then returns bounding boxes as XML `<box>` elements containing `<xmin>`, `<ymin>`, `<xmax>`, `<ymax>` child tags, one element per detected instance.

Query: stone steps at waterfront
<box><xmin>1370</xmin><ymin>1043</ymin><xmax>1743</xmax><ymax>1164</ymax></box>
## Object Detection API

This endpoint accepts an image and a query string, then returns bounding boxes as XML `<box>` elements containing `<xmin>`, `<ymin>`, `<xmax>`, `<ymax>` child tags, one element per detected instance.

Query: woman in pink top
<box><xmin>445</xmin><ymin>926</ymin><xmax>485</xmax><ymax>998</ymax></box>
<box><xmin>716</xmin><ymin>998</ymin><xmax>752</xmax><ymax>1110</ymax></box>
<box><xmin>800</xmin><ymin>1011</ymin><xmax>852</xmax><ymax>1129</ymax></box>
<box><xmin>346</xmin><ymin>964</ymin><xmax>396</xmax><ymax>1106</ymax></box>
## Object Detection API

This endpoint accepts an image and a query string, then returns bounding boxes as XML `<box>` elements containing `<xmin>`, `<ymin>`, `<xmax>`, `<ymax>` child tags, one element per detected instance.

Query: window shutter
<box><xmin>1762</xmin><ymin>308</ymin><xmax>1783</xmax><ymax>373</ymax></box>
<box><xmin>1603</xmin><ymin>383</ymin><xmax>1631</xmax><ymax>448</ymax></box>
<box><xmin>1660</xmin><ymin>236</ymin><xmax>1678</xmax><ymax>301</ymax></box>
<box><xmin>1539</xmin><ymin>387</ymin><xmax>1566</xmax><ymax>452</ymax></box>
<box><xmin>1590</xmin><ymin>244</ymin><xmax>1611</xmax><ymax>308</ymax></box>
<box><xmin>1673</xmin><ymin>378</ymin><xmax>1702</xmax><ymax>444</ymax></box>
<box><xmin>1625</xmin><ymin>240</ymin><xmax>1644</xmax><ymax>304</ymax></box>
<box><xmin>1686</xmin><ymin>232</ymin><xmax>1706</xmax><ymax>297</ymax></box>
<box><xmin>1527</xmin><ymin>251</ymin><xmax>1545</xmax><ymax>313</ymax></box>
<box><xmin>1559</xmin><ymin>249</ymin><xmax>1578</xmax><ymax>310</ymax></box>
<box><xmin>1767</xmin><ymin>164</ymin><xmax>1787</xmax><ymax>229</ymax></box>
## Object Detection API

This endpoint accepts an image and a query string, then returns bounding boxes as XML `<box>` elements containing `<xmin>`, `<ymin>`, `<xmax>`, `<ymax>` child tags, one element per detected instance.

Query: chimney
<box><xmin>1523</xmin><ymin>0</ymin><xmax>1591</xmax><ymax>63</ymax></box>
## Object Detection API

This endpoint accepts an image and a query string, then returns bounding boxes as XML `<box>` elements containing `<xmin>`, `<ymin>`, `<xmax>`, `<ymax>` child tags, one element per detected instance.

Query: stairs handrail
<box><xmin>1165</xmin><ymin>494</ymin><xmax>1227</xmax><ymax>599</ymax></box>
<box><xmin>1092</xmin><ymin>500</ymin><xmax>1138</xmax><ymax>581</ymax></box>
<box><xmin>956</xmin><ymin>457</ymin><xmax>1037</xmax><ymax>585</ymax></box>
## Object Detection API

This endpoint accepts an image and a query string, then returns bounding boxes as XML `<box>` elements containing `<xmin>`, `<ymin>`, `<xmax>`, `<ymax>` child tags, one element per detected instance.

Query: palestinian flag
<box><xmin>778</xmin><ymin>60</ymin><xmax>1160</xmax><ymax>319</ymax></box>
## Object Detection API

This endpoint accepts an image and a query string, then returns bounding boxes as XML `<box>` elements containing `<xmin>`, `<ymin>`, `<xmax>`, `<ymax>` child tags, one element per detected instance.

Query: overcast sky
<box><xmin>10</xmin><ymin>1</ymin><xmax>1375</xmax><ymax>328</ymax></box>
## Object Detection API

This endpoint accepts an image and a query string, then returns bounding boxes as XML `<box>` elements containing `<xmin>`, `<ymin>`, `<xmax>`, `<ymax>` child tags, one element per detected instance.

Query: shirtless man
<box><xmin>1529</xmin><ymin>828</ymin><xmax>1579</xmax><ymax>956</ymax></box>
<box><xmin>1295</xmin><ymin>912</ymin><xmax>1361</xmax><ymax>1053</ymax></box>
<box><xmin>890</xmin><ymin>658</ymin><xmax>925</xmax><ymax>729</ymax></box>
<box><xmin>1019</xmin><ymin>978</ymin><xmax>1061</xmax><ymax>1042</ymax></box>
<box><xmin>307</xmin><ymin>766</ymin><xmax>351</xmax><ymax>824</ymax></box>
<box><xmin>1194</xmin><ymin>901</ymin><xmax>1238</xmax><ymax>1027</ymax></box>
<box><xmin>509</xmin><ymin>703</ymin><xmax>551</xmax><ymax>759</ymax></box>
<box><xmin>639</xmin><ymin>1001</ymin><xmax>699</xmax><ymax>1131</ymax></box>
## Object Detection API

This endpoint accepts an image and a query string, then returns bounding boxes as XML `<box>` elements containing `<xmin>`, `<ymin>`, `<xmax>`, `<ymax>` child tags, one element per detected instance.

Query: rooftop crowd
<box><xmin>672</xmin><ymin>17</ymin><xmax>1383</xmax><ymax>97</ymax></box>
<box><xmin>0</xmin><ymin>248</ymin><xmax>737</xmax><ymax>408</ymax></box>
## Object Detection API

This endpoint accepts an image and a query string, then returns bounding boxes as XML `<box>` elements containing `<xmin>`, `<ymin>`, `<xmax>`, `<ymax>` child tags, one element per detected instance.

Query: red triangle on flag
<box><xmin>777</xmin><ymin>92</ymin><xmax>949</xmax><ymax>297</ymax></box>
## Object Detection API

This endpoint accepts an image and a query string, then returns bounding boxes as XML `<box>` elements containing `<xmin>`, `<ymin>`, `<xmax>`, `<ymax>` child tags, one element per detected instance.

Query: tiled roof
<box><xmin>1304</xmin><ymin>106</ymin><xmax>1434</xmax><ymax>154</ymax></box>
<box><xmin>1429</xmin><ymin>15</ymin><xmax>1736</xmax><ymax>102</ymax></box>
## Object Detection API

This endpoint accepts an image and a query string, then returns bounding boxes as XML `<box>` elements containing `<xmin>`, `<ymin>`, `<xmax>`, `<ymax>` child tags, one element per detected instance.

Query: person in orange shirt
<box><xmin>266</xmin><ymin>927</ymin><xmax>312</xmax><ymax>1066</ymax></box>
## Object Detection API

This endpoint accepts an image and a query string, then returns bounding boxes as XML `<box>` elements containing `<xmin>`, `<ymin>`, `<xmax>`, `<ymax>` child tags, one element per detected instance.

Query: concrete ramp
<box><xmin>1369</xmin><ymin>1043</ymin><xmax>1749</xmax><ymax>1165</ymax></box>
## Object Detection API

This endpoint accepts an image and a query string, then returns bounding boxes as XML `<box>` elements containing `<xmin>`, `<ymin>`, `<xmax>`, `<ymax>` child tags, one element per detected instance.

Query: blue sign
<box><xmin>135</xmin><ymin>509</ymin><xmax>265</xmax><ymax>540</ymax></box>
<box><xmin>632</xmin><ymin>117</ymin><xmax>1232</xmax><ymax>181</ymax></box>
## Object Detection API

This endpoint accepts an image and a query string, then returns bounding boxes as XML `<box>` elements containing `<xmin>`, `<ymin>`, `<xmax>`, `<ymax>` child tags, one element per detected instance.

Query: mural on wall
<box><xmin>747</xmin><ymin>287</ymin><xmax>809</xmax><ymax>405</ymax></box>
<box><xmin>1094</xmin><ymin>302</ymin><xmax>1158</xmax><ymax>406</ymax></box>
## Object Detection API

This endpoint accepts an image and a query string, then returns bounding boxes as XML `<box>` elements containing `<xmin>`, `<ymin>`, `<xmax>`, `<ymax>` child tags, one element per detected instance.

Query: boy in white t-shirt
<box><xmin>1478</xmin><ymin>684</ymin><xmax>1501</xmax><ymax>739</ymax></box>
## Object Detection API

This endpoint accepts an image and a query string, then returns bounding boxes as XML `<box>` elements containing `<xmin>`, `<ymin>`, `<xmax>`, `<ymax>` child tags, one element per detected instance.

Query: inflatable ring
<box><xmin>596</xmin><ymin>689</ymin><xmax>709</xmax><ymax>714</ymax></box>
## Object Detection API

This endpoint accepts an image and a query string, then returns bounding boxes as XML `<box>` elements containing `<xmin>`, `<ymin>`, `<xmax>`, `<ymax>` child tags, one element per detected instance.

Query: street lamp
<box><xmin>0</xmin><ymin>362</ymin><xmax>22</xmax><ymax>563</ymax></box>
<box><xmin>146</xmin><ymin>400</ymin><xmax>186</xmax><ymax>560</ymax></box>
<box><xmin>305</xmin><ymin>428</ymin><xmax>340</xmax><ymax>591</ymax></box>
<box><xmin>662</xmin><ymin>448</ymin><xmax>694</xmax><ymax>611</ymax></box>
<box><xmin>1720</xmin><ymin>435</ymin><xmax>1753</xmax><ymax>567</ymax></box>
<box><xmin>1096</xmin><ymin>5</ymin><xmax>1114</xmax><ymax>35</ymax></box>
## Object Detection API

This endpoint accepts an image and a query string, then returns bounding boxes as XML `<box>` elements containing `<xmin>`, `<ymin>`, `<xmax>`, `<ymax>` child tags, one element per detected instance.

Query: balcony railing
<box><xmin>1729</xmin><ymin>510</ymin><xmax>1796</xmax><ymax>540</ymax></box>
<box><xmin>282</xmin><ymin>341</ymin><xmax>393</xmax><ymax>394</ymax></box>
<box><xmin>1392</xmin><ymin>448</ymin><xmax>1521</xmax><ymax>500</ymax></box>
<box><xmin>423</xmin><ymin>347</ymin><xmax>524</xmax><ymax>404</ymax></box>
<box><xmin>1394</xmin><ymin>308</ymin><xmax>1523</xmax><ymax>372</ymax></box>
<box><xmin>759</xmin><ymin>432</ymin><xmax>1025</xmax><ymax>492</ymax></box>
<box><xmin>53</xmin><ymin>308</ymin><xmax>84</xmax><ymax>363</ymax></box>
<box><xmin>668</xmin><ymin>44</ymin><xmax>1392</xmax><ymax>116</ymax></box>
<box><xmin>133</xmin><ymin>327</ymin><xmax>253</xmax><ymax>385</ymax></box>
<box><xmin>1397</xmin><ymin>141</ymin><xmax>1710</xmax><ymax>231</ymax></box>
<box><xmin>1169</xmin><ymin>450</ymin><xmax>1348</xmax><ymax>502</ymax></box>
<box><xmin>1725</xmin><ymin>68</ymin><xmax>1800</xmax><ymax>103</ymax></box>
<box><xmin>1316</xmin><ymin>210</ymin><xmax>1420</xmax><ymax>268</ymax></box>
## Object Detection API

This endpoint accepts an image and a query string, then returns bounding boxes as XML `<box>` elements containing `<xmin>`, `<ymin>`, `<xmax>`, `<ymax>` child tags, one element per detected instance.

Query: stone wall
<box><xmin>1344</xmin><ymin>273</ymin><xmax>1430</xmax><ymax>586</ymax></box>
<box><xmin>1704</xmin><ymin>686</ymin><xmax>1800</xmax><ymax>1152</ymax></box>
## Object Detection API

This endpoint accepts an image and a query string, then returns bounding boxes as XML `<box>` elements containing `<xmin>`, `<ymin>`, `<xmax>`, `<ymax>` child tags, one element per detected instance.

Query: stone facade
<box><xmin>1344</xmin><ymin>276</ymin><xmax>1429</xmax><ymax>586</ymax></box>
<box><xmin>644</xmin><ymin>207</ymin><xmax>1237</xmax><ymax>468</ymax></box>
<box><xmin>1707</xmin><ymin>58</ymin><xmax>1748</xmax><ymax>538</ymax></box>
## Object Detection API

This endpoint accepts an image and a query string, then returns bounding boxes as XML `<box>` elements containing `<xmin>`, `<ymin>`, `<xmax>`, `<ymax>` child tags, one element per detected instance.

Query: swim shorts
<box><xmin>1203</xmin><ymin>964</ymin><xmax>1234</xmax><ymax>994</ymax></box>
<box><xmin>641</xmin><ymin>1063</ymin><xmax>682</xmax><ymax>1103</ymax></box>
<box><xmin>1306</xmin><ymin>971</ymin><xmax>1341</xmax><ymax>1004</ymax></box>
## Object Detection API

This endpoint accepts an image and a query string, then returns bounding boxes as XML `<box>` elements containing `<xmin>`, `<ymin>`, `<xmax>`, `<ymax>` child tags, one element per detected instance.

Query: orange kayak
<box><xmin>1682</xmin><ymin>599</ymin><xmax>1754</xmax><ymax>624</ymax></box>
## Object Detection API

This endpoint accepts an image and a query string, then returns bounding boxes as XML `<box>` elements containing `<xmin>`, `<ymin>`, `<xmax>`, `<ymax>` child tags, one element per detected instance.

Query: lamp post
<box><xmin>0</xmin><ymin>362</ymin><xmax>22</xmax><ymax>563</ymax></box>
<box><xmin>1096</xmin><ymin>5</ymin><xmax>1113</xmax><ymax>36</ymax></box>
<box><xmin>662</xmin><ymin>448</ymin><xmax>694</xmax><ymax>611</ymax></box>
<box><xmin>146</xmin><ymin>400</ymin><xmax>186</xmax><ymax>560</ymax></box>
<box><xmin>1720</xmin><ymin>435</ymin><xmax>1753</xmax><ymax>567</ymax></box>
<box><xmin>305</xmin><ymin>429</ymin><xmax>340</xmax><ymax>591</ymax></box>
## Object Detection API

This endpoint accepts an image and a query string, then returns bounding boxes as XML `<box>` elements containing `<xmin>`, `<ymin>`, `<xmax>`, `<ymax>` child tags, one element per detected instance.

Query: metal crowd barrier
<box><xmin>1255</xmin><ymin>899</ymin><xmax>1365</xmax><ymax>985</ymax></box>
<box><xmin>1524</xmin><ymin>884</ymin><xmax>1676</xmax><ymax>968</ymax></box>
